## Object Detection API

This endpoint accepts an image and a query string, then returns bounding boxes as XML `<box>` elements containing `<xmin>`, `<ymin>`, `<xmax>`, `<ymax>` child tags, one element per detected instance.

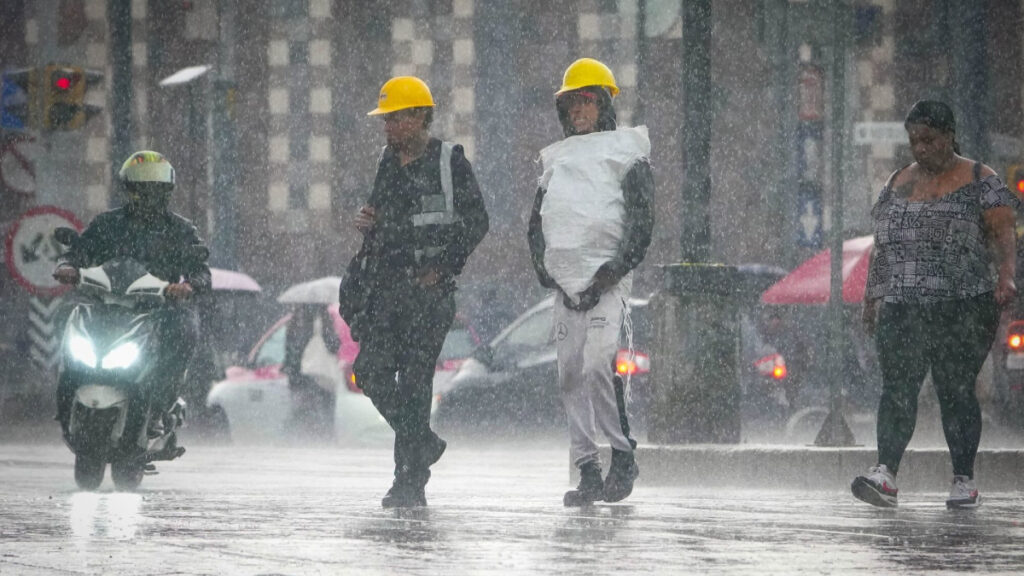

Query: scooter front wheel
<box><xmin>111</xmin><ymin>458</ymin><xmax>145</xmax><ymax>490</ymax></box>
<box><xmin>74</xmin><ymin>454</ymin><xmax>106</xmax><ymax>490</ymax></box>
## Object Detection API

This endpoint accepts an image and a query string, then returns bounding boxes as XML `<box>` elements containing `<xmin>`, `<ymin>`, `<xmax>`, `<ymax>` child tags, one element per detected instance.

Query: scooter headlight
<box><xmin>101</xmin><ymin>342</ymin><xmax>140</xmax><ymax>370</ymax></box>
<box><xmin>68</xmin><ymin>334</ymin><xmax>97</xmax><ymax>368</ymax></box>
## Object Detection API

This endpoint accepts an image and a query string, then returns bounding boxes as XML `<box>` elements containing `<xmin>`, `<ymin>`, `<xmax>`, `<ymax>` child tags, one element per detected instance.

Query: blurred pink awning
<box><xmin>210</xmin><ymin>268</ymin><xmax>261</xmax><ymax>292</ymax></box>
<box><xmin>761</xmin><ymin>235</ymin><xmax>873</xmax><ymax>305</ymax></box>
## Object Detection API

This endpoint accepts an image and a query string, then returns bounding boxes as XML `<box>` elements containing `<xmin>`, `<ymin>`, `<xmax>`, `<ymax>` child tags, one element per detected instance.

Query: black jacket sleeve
<box><xmin>435</xmin><ymin>144</ymin><xmax>489</xmax><ymax>278</ymax></box>
<box><xmin>179</xmin><ymin>219</ymin><xmax>212</xmax><ymax>294</ymax></box>
<box><xmin>600</xmin><ymin>158</ymin><xmax>655</xmax><ymax>283</ymax></box>
<box><xmin>527</xmin><ymin>186</ymin><xmax>558</xmax><ymax>289</ymax></box>
<box><xmin>58</xmin><ymin>211</ymin><xmax>116</xmax><ymax>269</ymax></box>
<box><xmin>58</xmin><ymin>209</ymin><xmax>212</xmax><ymax>294</ymax></box>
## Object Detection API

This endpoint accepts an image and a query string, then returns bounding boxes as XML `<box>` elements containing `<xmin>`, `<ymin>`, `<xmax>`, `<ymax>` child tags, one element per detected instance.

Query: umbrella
<box><xmin>210</xmin><ymin>268</ymin><xmax>261</xmax><ymax>292</ymax></box>
<box><xmin>277</xmin><ymin>276</ymin><xmax>342</xmax><ymax>304</ymax></box>
<box><xmin>761</xmin><ymin>235</ymin><xmax>873</xmax><ymax>305</ymax></box>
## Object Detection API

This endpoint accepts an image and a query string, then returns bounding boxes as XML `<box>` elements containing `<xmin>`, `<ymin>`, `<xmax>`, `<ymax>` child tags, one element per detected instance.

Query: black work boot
<box><xmin>563</xmin><ymin>461</ymin><xmax>604</xmax><ymax>507</ymax></box>
<box><xmin>381</xmin><ymin>482</ymin><xmax>427</xmax><ymax>509</ymax></box>
<box><xmin>603</xmin><ymin>449</ymin><xmax>639</xmax><ymax>503</ymax></box>
<box><xmin>423</xmin><ymin>432</ymin><xmax>447</xmax><ymax>468</ymax></box>
<box><xmin>382</xmin><ymin>469</ymin><xmax>430</xmax><ymax>509</ymax></box>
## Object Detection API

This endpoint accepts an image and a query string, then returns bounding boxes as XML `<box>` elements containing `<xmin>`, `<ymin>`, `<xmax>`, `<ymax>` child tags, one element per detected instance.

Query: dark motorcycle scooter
<box><xmin>55</xmin><ymin>227</ymin><xmax>199</xmax><ymax>490</ymax></box>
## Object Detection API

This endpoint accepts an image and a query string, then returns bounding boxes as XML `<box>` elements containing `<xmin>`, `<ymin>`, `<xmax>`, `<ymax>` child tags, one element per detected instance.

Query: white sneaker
<box><xmin>946</xmin><ymin>475</ymin><xmax>980</xmax><ymax>509</ymax></box>
<box><xmin>851</xmin><ymin>464</ymin><xmax>899</xmax><ymax>508</ymax></box>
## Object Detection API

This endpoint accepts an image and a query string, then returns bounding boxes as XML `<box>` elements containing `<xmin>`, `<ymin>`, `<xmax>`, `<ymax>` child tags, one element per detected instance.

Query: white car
<box><xmin>206</xmin><ymin>278</ymin><xmax>479</xmax><ymax>444</ymax></box>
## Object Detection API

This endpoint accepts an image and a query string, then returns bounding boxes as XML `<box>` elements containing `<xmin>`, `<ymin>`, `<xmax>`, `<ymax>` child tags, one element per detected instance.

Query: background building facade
<box><xmin>2</xmin><ymin>0</ymin><xmax>1023</xmax><ymax>402</ymax></box>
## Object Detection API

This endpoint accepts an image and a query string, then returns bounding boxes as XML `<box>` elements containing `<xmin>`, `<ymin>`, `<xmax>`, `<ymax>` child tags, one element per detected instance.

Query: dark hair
<box><xmin>905</xmin><ymin>99</ymin><xmax>961</xmax><ymax>153</ymax></box>
<box><xmin>556</xmin><ymin>86</ymin><xmax>617</xmax><ymax>137</ymax></box>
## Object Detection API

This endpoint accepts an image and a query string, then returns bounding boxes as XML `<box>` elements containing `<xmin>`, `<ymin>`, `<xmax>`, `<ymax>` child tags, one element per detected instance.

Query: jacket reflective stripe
<box><xmin>412</xmin><ymin>141</ymin><xmax>459</xmax><ymax>227</ymax></box>
<box><xmin>413</xmin><ymin>141</ymin><xmax>460</xmax><ymax>265</ymax></box>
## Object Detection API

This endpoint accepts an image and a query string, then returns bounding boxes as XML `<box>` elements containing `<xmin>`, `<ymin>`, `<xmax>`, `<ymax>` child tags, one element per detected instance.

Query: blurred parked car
<box><xmin>435</xmin><ymin>296</ymin><xmax>793</xmax><ymax>436</ymax></box>
<box><xmin>991</xmin><ymin>313</ymin><xmax>1024</xmax><ymax>428</ymax></box>
<box><xmin>434</xmin><ymin>296</ymin><xmax>654</xmax><ymax>437</ymax></box>
<box><xmin>205</xmin><ymin>277</ymin><xmax>479</xmax><ymax>443</ymax></box>
<box><xmin>436</xmin><ymin>267</ymin><xmax>794</xmax><ymax>438</ymax></box>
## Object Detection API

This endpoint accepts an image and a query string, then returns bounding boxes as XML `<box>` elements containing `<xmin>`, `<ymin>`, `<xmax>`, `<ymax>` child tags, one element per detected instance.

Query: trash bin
<box><xmin>648</xmin><ymin>263</ymin><xmax>741</xmax><ymax>443</ymax></box>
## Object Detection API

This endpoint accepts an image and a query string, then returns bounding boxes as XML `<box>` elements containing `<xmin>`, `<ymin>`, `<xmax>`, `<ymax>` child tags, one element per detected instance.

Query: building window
<box><xmin>288</xmin><ymin>183</ymin><xmax>308</xmax><ymax>209</ymax></box>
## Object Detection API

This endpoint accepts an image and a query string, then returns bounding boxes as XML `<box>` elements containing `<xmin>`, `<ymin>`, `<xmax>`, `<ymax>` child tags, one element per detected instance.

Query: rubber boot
<box><xmin>564</xmin><ymin>461</ymin><xmax>604</xmax><ymax>507</ymax></box>
<box><xmin>603</xmin><ymin>449</ymin><xmax>639</xmax><ymax>503</ymax></box>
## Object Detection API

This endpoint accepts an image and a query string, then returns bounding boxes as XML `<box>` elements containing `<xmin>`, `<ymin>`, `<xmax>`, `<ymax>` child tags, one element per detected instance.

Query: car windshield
<box><xmin>438</xmin><ymin>328</ymin><xmax>476</xmax><ymax>362</ymax></box>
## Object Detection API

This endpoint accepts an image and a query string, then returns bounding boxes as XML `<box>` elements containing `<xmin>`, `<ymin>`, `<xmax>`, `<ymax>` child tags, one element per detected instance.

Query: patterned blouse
<box><xmin>866</xmin><ymin>163</ymin><xmax>1020</xmax><ymax>304</ymax></box>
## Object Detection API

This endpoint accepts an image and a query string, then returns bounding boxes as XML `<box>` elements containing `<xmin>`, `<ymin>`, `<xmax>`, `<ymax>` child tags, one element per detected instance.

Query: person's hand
<box><xmin>53</xmin><ymin>266</ymin><xmax>80</xmax><ymax>285</ymax></box>
<box><xmin>165</xmin><ymin>282</ymin><xmax>194</xmax><ymax>300</ymax></box>
<box><xmin>354</xmin><ymin>205</ymin><xmax>376</xmax><ymax>235</ymax></box>
<box><xmin>862</xmin><ymin>299</ymin><xmax>880</xmax><ymax>337</ymax></box>
<box><xmin>995</xmin><ymin>275</ymin><xmax>1018</xmax><ymax>308</ymax></box>
<box><xmin>563</xmin><ymin>285</ymin><xmax>602</xmax><ymax>312</ymax></box>
<box><xmin>592</xmin><ymin>263</ymin><xmax>619</xmax><ymax>292</ymax></box>
<box><xmin>417</xmin><ymin>267</ymin><xmax>442</xmax><ymax>288</ymax></box>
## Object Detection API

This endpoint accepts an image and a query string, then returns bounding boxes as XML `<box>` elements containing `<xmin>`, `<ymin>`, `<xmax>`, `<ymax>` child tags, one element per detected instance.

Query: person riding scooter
<box><xmin>53</xmin><ymin>150</ymin><xmax>211</xmax><ymax>437</ymax></box>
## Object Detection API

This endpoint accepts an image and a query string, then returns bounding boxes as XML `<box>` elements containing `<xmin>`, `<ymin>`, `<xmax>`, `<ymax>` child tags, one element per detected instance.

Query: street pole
<box><xmin>209</xmin><ymin>0</ymin><xmax>238</xmax><ymax>269</ymax></box>
<box><xmin>815</xmin><ymin>0</ymin><xmax>856</xmax><ymax>447</ymax></box>
<box><xmin>108</xmin><ymin>0</ymin><xmax>132</xmax><ymax>204</ymax></box>
<box><xmin>680</xmin><ymin>0</ymin><xmax>712</xmax><ymax>262</ymax></box>
<box><xmin>635</xmin><ymin>0</ymin><xmax>647</xmax><ymax>126</ymax></box>
<box><xmin>649</xmin><ymin>0</ymin><xmax>742</xmax><ymax>444</ymax></box>
<box><xmin>949</xmin><ymin>0</ymin><xmax>989</xmax><ymax>160</ymax></box>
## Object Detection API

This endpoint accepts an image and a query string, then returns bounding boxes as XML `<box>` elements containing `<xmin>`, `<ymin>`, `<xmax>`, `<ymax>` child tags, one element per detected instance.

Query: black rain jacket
<box><xmin>361</xmin><ymin>138</ymin><xmax>489</xmax><ymax>289</ymax></box>
<box><xmin>58</xmin><ymin>207</ymin><xmax>212</xmax><ymax>292</ymax></box>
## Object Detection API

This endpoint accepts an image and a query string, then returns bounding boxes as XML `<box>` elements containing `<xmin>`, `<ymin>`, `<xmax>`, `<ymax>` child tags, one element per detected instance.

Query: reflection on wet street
<box><xmin>2</xmin><ymin>440</ymin><xmax>1024</xmax><ymax>575</ymax></box>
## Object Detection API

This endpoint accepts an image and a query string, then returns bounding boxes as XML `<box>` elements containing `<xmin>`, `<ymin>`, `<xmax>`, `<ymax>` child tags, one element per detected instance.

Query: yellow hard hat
<box><xmin>556</xmin><ymin>58</ymin><xmax>619</xmax><ymax>97</ymax></box>
<box><xmin>367</xmin><ymin>76</ymin><xmax>435</xmax><ymax>116</ymax></box>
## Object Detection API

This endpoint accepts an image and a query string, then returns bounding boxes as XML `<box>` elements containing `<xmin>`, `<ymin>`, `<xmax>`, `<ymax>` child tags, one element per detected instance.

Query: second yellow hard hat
<box><xmin>556</xmin><ymin>58</ymin><xmax>619</xmax><ymax>97</ymax></box>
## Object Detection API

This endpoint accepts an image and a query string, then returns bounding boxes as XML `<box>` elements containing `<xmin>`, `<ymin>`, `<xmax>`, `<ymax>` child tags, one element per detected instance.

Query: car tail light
<box><xmin>755</xmin><ymin>353</ymin><xmax>787</xmax><ymax>380</ymax></box>
<box><xmin>344</xmin><ymin>366</ymin><xmax>362</xmax><ymax>394</ymax></box>
<box><xmin>1008</xmin><ymin>322</ymin><xmax>1024</xmax><ymax>351</ymax></box>
<box><xmin>615</xmin><ymin>350</ymin><xmax>650</xmax><ymax>375</ymax></box>
<box><xmin>772</xmin><ymin>364</ymin><xmax>787</xmax><ymax>380</ymax></box>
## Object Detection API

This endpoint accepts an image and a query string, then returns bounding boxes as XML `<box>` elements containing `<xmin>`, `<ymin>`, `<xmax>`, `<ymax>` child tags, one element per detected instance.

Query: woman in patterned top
<box><xmin>851</xmin><ymin>100</ymin><xmax>1019</xmax><ymax>510</ymax></box>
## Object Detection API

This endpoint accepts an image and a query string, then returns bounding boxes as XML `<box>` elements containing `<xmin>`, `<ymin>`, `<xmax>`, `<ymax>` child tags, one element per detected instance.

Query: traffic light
<box><xmin>0</xmin><ymin>68</ymin><xmax>38</xmax><ymax>130</ymax></box>
<box><xmin>1008</xmin><ymin>164</ymin><xmax>1024</xmax><ymax>196</ymax></box>
<box><xmin>41</xmin><ymin>64</ymin><xmax>102</xmax><ymax>131</ymax></box>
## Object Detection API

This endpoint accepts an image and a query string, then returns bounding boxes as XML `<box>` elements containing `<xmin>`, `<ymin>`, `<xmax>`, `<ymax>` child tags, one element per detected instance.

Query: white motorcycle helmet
<box><xmin>118</xmin><ymin>151</ymin><xmax>175</xmax><ymax>216</ymax></box>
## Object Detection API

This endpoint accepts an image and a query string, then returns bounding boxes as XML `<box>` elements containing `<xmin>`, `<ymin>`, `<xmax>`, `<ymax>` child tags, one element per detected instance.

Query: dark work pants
<box><xmin>874</xmin><ymin>294</ymin><xmax>998</xmax><ymax>477</ymax></box>
<box><xmin>153</xmin><ymin>307</ymin><xmax>199</xmax><ymax>410</ymax></box>
<box><xmin>353</xmin><ymin>286</ymin><xmax>455</xmax><ymax>489</ymax></box>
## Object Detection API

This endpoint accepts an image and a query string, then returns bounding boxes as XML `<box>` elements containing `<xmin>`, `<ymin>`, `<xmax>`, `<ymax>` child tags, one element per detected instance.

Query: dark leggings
<box><xmin>875</xmin><ymin>294</ymin><xmax>998</xmax><ymax>477</ymax></box>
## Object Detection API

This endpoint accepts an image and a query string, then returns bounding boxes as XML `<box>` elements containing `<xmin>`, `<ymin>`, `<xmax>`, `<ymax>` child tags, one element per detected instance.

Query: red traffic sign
<box><xmin>5</xmin><ymin>205</ymin><xmax>84</xmax><ymax>297</ymax></box>
<box><xmin>0</xmin><ymin>134</ymin><xmax>38</xmax><ymax>195</ymax></box>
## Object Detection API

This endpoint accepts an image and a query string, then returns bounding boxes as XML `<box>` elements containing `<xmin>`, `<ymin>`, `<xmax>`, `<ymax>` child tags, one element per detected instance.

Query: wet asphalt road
<box><xmin>2</xmin><ymin>432</ymin><xmax>1024</xmax><ymax>575</ymax></box>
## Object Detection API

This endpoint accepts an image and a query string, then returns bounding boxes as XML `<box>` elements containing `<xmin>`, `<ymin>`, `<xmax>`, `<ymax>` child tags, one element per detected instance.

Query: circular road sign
<box><xmin>5</xmin><ymin>205</ymin><xmax>84</xmax><ymax>297</ymax></box>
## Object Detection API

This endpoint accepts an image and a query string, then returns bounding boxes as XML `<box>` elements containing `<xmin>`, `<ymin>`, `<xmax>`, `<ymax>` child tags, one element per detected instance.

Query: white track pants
<box><xmin>554</xmin><ymin>283</ymin><xmax>633</xmax><ymax>468</ymax></box>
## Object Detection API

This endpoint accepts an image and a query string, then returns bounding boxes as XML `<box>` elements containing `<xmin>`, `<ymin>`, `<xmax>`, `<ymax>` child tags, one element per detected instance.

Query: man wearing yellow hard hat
<box><xmin>341</xmin><ymin>75</ymin><xmax>489</xmax><ymax>508</ymax></box>
<box><xmin>527</xmin><ymin>58</ymin><xmax>655</xmax><ymax>506</ymax></box>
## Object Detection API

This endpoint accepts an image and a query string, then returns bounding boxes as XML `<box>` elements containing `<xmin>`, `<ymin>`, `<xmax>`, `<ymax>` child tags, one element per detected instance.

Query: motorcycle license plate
<box><xmin>1006</xmin><ymin>353</ymin><xmax>1024</xmax><ymax>370</ymax></box>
